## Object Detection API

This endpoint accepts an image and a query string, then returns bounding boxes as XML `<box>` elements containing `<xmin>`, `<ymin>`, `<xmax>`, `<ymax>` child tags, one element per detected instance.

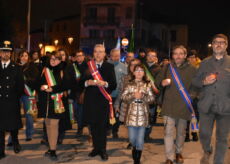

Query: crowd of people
<box><xmin>0</xmin><ymin>33</ymin><xmax>229</xmax><ymax>164</ymax></box>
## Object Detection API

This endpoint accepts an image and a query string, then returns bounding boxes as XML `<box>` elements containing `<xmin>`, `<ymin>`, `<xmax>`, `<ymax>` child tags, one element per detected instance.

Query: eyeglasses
<box><xmin>147</xmin><ymin>55</ymin><xmax>157</xmax><ymax>58</ymax></box>
<box><xmin>134</xmin><ymin>69</ymin><xmax>144</xmax><ymax>72</ymax></box>
<box><xmin>76</xmin><ymin>55</ymin><xmax>84</xmax><ymax>57</ymax></box>
<box><xmin>50</xmin><ymin>58</ymin><xmax>59</xmax><ymax>61</ymax></box>
<box><xmin>212</xmin><ymin>41</ymin><xmax>226</xmax><ymax>45</ymax></box>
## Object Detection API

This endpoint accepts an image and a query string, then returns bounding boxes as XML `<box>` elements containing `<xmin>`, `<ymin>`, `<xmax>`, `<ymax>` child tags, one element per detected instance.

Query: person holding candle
<box><xmin>192</xmin><ymin>34</ymin><xmax>230</xmax><ymax>164</ymax></box>
<box><xmin>155</xmin><ymin>45</ymin><xmax>197</xmax><ymax>164</ymax></box>
<box><xmin>37</xmin><ymin>51</ymin><xmax>72</xmax><ymax>161</ymax></box>
<box><xmin>122</xmin><ymin>64</ymin><xmax>154</xmax><ymax>164</ymax></box>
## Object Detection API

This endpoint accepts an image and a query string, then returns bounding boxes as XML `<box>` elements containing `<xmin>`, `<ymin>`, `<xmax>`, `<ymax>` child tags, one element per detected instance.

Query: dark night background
<box><xmin>0</xmin><ymin>0</ymin><xmax>229</xmax><ymax>52</ymax></box>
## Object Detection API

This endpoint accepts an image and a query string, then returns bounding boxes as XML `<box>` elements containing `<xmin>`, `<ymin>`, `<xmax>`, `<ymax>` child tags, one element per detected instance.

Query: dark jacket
<box><xmin>0</xmin><ymin>61</ymin><xmax>24</xmax><ymax>130</ymax></box>
<box><xmin>37</xmin><ymin>64</ymin><xmax>71</xmax><ymax>120</ymax></box>
<box><xmin>155</xmin><ymin>61</ymin><xmax>197</xmax><ymax>120</ymax></box>
<box><xmin>82</xmin><ymin>61</ymin><xmax>117</xmax><ymax>124</ymax></box>
<box><xmin>192</xmin><ymin>54</ymin><xmax>230</xmax><ymax>115</ymax></box>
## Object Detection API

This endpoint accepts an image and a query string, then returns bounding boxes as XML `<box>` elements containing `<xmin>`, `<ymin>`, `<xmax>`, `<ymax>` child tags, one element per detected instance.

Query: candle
<box><xmin>43</xmin><ymin>85</ymin><xmax>48</xmax><ymax>90</ymax></box>
<box><xmin>166</xmin><ymin>79</ymin><xmax>171</xmax><ymax>84</ymax></box>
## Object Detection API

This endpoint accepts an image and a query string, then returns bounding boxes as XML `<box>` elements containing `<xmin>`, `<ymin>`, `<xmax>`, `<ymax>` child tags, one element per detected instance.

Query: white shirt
<box><xmin>1</xmin><ymin>60</ymin><xmax>10</xmax><ymax>69</ymax></box>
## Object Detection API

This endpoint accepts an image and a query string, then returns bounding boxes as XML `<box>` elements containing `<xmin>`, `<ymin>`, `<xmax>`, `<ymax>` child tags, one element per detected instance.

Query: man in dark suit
<box><xmin>82</xmin><ymin>44</ymin><xmax>116</xmax><ymax>161</ymax></box>
<box><xmin>0</xmin><ymin>43</ymin><xmax>24</xmax><ymax>159</ymax></box>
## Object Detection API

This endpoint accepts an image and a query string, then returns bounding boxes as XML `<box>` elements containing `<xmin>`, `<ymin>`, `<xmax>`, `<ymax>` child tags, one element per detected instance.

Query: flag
<box><xmin>115</xmin><ymin>37</ymin><xmax>121</xmax><ymax>50</ymax></box>
<box><xmin>128</xmin><ymin>24</ymin><xmax>135</xmax><ymax>52</ymax></box>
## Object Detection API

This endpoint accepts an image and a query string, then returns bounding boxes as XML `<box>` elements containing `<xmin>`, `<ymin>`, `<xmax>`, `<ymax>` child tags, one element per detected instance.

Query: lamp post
<box><xmin>67</xmin><ymin>37</ymin><xmax>74</xmax><ymax>55</ymax></box>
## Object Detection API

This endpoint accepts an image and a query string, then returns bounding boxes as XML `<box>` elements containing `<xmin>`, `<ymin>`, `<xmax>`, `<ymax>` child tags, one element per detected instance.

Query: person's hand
<box><xmin>45</xmin><ymin>87</ymin><xmax>53</xmax><ymax>92</ymax></box>
<box><xmin>161</xmin><ymin>79</ymin><xmax>171</xmax><ymax>87</ymax></box>
<box><xmin>87</xmin><ymin>79</ymin><xmax>97</xmax><ymax>86</ymax></box>
<box><xmin>41</xmin><ymin>85</ymin><xmax>48</xmax><ymax>91</ymax></box>
<box><xmin>96</xmin><ymin>80</ymin><xmax>107</xmax><ymax>87</ymax></box>
<box><xmin>134</xmin><ymin>91</ymin><xmax>143</xmax><ymax>99</ymax></box>
<box><xmin>203</xmin><ymin>74</ymin><xmax>217</xmax><ymax>85</ymax></box>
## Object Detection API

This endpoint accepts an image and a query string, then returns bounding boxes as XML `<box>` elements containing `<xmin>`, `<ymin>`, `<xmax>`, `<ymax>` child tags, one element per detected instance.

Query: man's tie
<box><xmin>97</xmin><ymin>64</ymin><xmax>101</xmax><ymax>69</ymax></box>
<box><xmin>3</xmin><ymin>64</ymin><xmax>6</xmax><ymax>69</ymax></box>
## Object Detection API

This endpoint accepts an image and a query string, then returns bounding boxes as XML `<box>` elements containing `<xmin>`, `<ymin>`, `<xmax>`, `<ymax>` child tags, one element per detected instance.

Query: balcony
<box><xmin>83</xmin><ymin>16</ymin><xmax>120</xmax><ymax>27</ymax></box>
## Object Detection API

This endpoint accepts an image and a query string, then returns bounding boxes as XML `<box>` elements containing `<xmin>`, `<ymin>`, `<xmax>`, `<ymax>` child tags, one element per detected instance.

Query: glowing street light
<box><xmin>39</xmin><ymin>43</ymin><xmax>43</xmax><ymax>49</ymax></box>
<box><xmin>68</xmin><ymin>37</ymin><xmax>74</xmax><ymax>45</ymax></box>
<box><xmin>208</xmin><ymin>43</ymin><xmax>212</xmax><ymax>48</ymax></box>
<box><xmin>121</xmin><ymin>38</ymin><xmax>129</xmax><ymax>47</ymax></box>
<box><xmin>54</xmin><ymin>40</ymin><xmax>59</xmax><ymax>46</ymax></box>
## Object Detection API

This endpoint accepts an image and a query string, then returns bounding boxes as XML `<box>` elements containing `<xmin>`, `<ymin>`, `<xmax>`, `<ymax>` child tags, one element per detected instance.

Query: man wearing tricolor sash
<box><xmin>82</xmin><ymin>44</ymin><xmax>116</xmax><ymax>161</ymax></box>
<box><xmin>155</xmin><ymin>45</ymin><xmax>197</xmax><ymax>164</ymax></box>
<box><xmin>192</xmin><ymin>34</ymin><xmax>230</xmax><ymax>164</ymax></box>
<box><xmin>144</xmin><ymin>49</ymin><xmax>161</xmax><ymax>141</ymax></box>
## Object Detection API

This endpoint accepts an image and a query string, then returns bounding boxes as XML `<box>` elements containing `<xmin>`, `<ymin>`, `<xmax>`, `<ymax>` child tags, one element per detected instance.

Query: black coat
<box><xmin>82</xmin><ymin>61</ymin><xmax>117</xmax><ymax>124</ymax></box>
<box><xmin>0</xmin><ymin>61</ymin><xmax>24</xmax><ymax>131</ymax></box>
<box><xmin>37</xmin><ymin>64</ymin><xmax>71</xmax><ymax>120</ymax></box>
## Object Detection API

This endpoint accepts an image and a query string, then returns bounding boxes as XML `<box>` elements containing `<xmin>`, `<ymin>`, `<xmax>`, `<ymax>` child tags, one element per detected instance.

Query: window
<box><xmin>126</xmin><ymin>7</ymin><xmax>133</xmax><ymax>19</ymax></box>
<box><xmin>87</xmin><ymin>8</ymin><xmax>97</xmax><ymax>19</ymax></box>
<box><xmin>56</xmin><ymin>24</ymin><xmax>60</xmax><ymax>32</ymax></box>
<box><xmin>170</xmin><ymin>30</ymin><xmax>177</xmax><ymax>42</ymax></box>
<box><xmin>108</xmin><ymin>7</ymin><xmax>116</xmax><ymax>22</ymax></box>
<box><xmin>89</xmin><ymin>29</ymin><xmax>100</xmax><ymax>38</ymax></box>
<box><xmin>62</xmin><ymin>23</ymin><xmax>67</xmax><ymax>32</ymax></box>
<box><xmin>104</xmin><ymin>29</ymin><xmax>115</xmax><ymax>38</ymax></box>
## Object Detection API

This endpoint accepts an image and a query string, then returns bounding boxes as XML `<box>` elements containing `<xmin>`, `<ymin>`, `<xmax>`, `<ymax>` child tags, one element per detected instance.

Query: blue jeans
<box><xmin>21</xmin><ymin>95</ymin><xmax>34</xmax><ymax>139</ymax></box>
<box><xmin>73</xmin><ymin>101</ymin><xmax>84</xmax><ymax>130</ymax></box>
<box><xmin>128</xmin><ymin>126</ymin><xmax>146</xmax><ymax>150</ymax></box>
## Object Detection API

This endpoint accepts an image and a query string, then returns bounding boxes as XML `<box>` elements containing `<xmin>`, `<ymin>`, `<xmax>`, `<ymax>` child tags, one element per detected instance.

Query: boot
<box><xmin>134</xmin><ymin>150</ymin><xmax>142</xmax><ymax>164</ymax></box>
<box><xmin>191</xmin><ymin>132</ymin><xmax>198</xmax><ymax>141</ymax></box>
<box><xmin>132</xmin><ymin>147</ymin><xmax>136</xmax><ymax>161</ymax></box>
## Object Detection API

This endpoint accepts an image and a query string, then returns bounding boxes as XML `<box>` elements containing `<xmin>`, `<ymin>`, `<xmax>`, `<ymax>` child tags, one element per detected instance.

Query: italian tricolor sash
<box><xmin>24</xmin><ymin>84</ymin><xmax>37</xmax><ymax>116</ymax></box>
<box><xmin>87</xmin><ymin>60</ymin><xmax>115</xmax><ymax>125</ymax></box>
<box><xmin>143</xmin><ymin>65</ymin><xmax>159</xmax><ymax>94</ymax></box>
<box><xmin>69</xmin><ymin>102</ymin><xmax>75</xmax><ymax>124</ymax></box>
<box><xmin>44</xmin><ymin>67</ymin><xmax>65</xmax><ymax>114</ymax></box>
<box><xmin>73</xmin><ymin>63</ymin><xmax>81</xmax><ymax>79</ymax></box>
<box><xmin>169</xmin><ymin>63</ymin><xmax>199</xmax><ymax>132</ymax></box>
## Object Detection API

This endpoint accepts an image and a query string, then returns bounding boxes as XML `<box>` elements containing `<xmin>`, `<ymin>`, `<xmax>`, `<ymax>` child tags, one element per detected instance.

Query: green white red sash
<box><xmin>87</xmin><ymin>60</ymin><xmax>115</xmax><ymax>125</ymax></box>
<box><xmin>44</xmin><ymin>67</ymin><xmax>65</xmax><ymax>114</ymax></box>
<box><xmin>143</xmin><ymin>65</ymin><xmax>159</xmax><ymax>94</ymax></box>
<box><xmin>69</xmin><ymin>102</ymin><xmax>75</xmax><ymax>124</ymax></box>
<box><xmin>169</xmin><ymin>63</ymin><xmax>199</xmax><ymax>132</ymax></box>
<box><xmin>24</xmin><ymin>84</ymin><xmax>37</xmax><ymax>116</ymax></box>
<box><xmin>73</xmin><ymin>63</ymin><xmax>81</xmax><ymax>79</ymax></box>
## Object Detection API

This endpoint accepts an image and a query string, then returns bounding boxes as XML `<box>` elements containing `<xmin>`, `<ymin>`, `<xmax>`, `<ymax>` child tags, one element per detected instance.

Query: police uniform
<box><xmin>0</xmin><ymin>44</ymin><xmax>24</xmax><ymax>159</ymax></box>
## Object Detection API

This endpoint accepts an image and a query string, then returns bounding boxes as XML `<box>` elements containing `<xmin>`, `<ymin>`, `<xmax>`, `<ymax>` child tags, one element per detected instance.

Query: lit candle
<box><xmin>166</xmin><ymin>79</ymin><xmax>171</xmax><ymax>84</ymax></box>
<box><xmin>43</xmin><ymin>85</ymin><xmax>48</xmax><ymax>90</ymax></box>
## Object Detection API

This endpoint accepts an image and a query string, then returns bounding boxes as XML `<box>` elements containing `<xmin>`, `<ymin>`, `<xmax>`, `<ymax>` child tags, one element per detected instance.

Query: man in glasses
<box><xmin>192</xmin><ymin>34</ymin><xmax>230</xmax><ymax>164</ymax></box>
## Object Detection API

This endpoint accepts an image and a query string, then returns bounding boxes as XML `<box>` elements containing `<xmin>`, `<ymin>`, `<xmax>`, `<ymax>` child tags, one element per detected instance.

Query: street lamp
<box><xmin>121</xmin><ymin>38</ymin><xmax>129</xmax><ymax>47</ymax></box>
<box><xmin>39</xmin><ymin>43</ymin><xmax>43</xmax><ymax>49</ymax></box>
<box><xmin>208</xmin><ymin>43</ymin><xmax>212</xmax><ymax>48</ymax></box>
<box><xmin>68</xmin><ymin>37</ymin><xmax>74</xmax><ymax>45</ymax></box>
<box><xmin>54</xmin><ymin>40</ymin><xmax>59</xmax><ymax>46</ymax></box>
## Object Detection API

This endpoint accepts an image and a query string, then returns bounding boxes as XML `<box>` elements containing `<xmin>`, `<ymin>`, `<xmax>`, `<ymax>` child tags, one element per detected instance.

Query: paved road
<box><xmin>1</xmin><ymin>118</ymin><xmax>229</xmax><ymax>164</ymax></box>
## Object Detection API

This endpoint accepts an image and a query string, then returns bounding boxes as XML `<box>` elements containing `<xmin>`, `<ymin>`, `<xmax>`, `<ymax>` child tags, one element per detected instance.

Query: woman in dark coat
<box><xmin>37</xmin><ymin>51</ymin><xmax>72</xmax><ymax>160</ymax></box>
<box><xmin>17</xmin><ymin>50</ymin><xmax>39</xmax><ymax>141</ymax></box>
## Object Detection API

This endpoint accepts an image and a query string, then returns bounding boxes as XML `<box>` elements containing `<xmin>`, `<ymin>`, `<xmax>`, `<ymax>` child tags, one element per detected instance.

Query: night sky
<box><xmin>1</xmin><ymin>0</ymin><xmax>230</xmax><ymax>47</ymax></box>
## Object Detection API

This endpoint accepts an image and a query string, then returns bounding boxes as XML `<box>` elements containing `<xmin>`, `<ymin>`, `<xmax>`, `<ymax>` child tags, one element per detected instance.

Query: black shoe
<box><xmin>184</xmin><ymin>133</ymin><xmax>190</xmax><ymax>142</ymax></box>
<box><xmin>99</xmin><ymin>151</ymin><xmax>108</xmax><ymax>161</ymax></box>
<box><xmin>0</xmin><ymin>153</ymin><xmax>6</xmax><ymax>160</ymax></box>
<box><xmin>112</xmin><ymin>133</ymin><xmax>119</xmax><ymax>139</ymax></box>
<box><xmin>57</xmin><ymin>139</ymin><xmax>63</xmax><ymax>145</ymax></box>
<box><xmin>13</xmin><ymin>143</ymin><xmax>21</xmax><ymax>154</ymax></box>
<box><xmin>88</xmin><ymin>149</ymin><xmax>99</xmax><ymax>157</ymax></box>
<box><xmin>126</xmin><ymin>143</ymin><xmax>132</xmax><ymax>149</ymax></box>
<box><xmin>25</xmin><ymin>138</ymin><xmax>32</xmax><ymax>142</ymax></box>
<box><xmin>44</xmin><ymin>150</ymin><xmax>52</xmax><ymax>157</ymax></box>
<box><xmin>77</xmin><ymin>129</ymin><xmax>83</xmax><ymax>135</ymax></box>
<box><xmin>7</xmin><ymin>142</ymin><xmax>13</xmax><ymax>147</ymax></box>
<box><xmin>40</xmin><ymin>139</ymin><xmax>48</xmax><ymax>145</ymax></box>
<box><xmin>49</xmin><ymin>150</ymin><xmax>58</xmax><ymax>161</ymax></box>
<box><xmin>192</xmin><ymin>132</ymin><xmax>198</xmax><ymax>142</ymax></box>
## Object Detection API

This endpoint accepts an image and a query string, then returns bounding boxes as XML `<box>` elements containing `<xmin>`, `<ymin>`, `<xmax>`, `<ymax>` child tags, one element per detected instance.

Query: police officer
<box><xmin>0</xmin><ymin>42</ymin><xmax>24</xmax><ymax>159</ymax></box>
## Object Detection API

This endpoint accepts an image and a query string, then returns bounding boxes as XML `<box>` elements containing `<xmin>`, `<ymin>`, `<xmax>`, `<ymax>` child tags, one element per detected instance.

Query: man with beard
<box><xmin>192</xmin><ymin>34</ymin><xmax>230</xmax><ymax>164</ymax></box>
<box><xmin>155</xmin><ymin>45</ymin><xmax>197</xmax><ymax>164</ymax></box>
